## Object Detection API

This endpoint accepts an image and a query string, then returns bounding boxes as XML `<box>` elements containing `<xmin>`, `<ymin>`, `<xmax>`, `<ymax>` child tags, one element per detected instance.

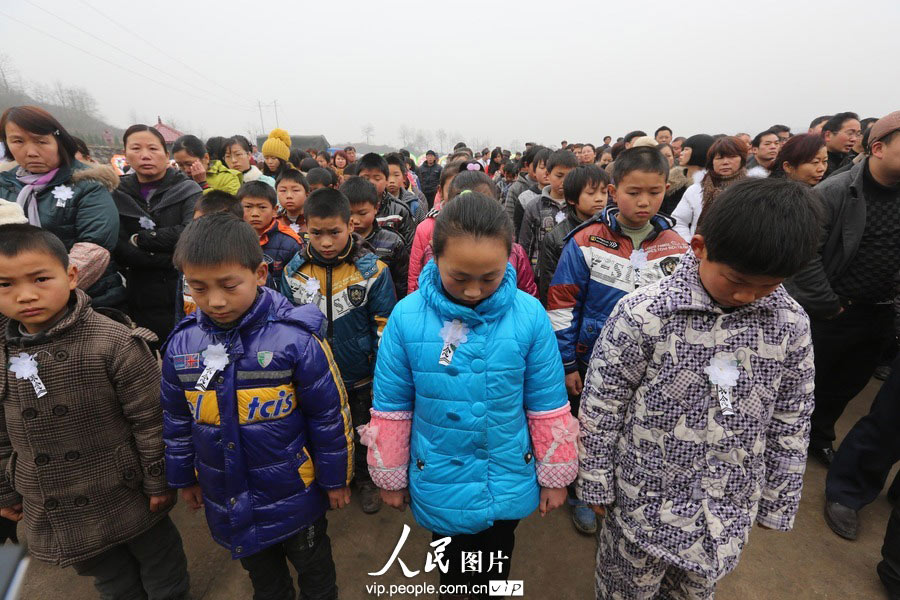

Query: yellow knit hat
<box><xmin>261</xmin><ymin>128</ymin><xmax>291</xmax><ymax>161</ymax></box>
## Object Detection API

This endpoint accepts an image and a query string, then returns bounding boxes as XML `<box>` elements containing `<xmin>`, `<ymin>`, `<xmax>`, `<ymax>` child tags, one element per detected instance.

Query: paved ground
<box><xmin>18</xmin><ymin>377</ymin><xmax>895</xmax><ymax>599</ymax></box>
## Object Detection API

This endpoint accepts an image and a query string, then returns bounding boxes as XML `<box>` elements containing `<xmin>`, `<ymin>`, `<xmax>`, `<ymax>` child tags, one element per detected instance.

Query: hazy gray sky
<box><xmin>2</xmin><ymin>0</ymin><xmax>899</xmax><ymax>150</ymax></box>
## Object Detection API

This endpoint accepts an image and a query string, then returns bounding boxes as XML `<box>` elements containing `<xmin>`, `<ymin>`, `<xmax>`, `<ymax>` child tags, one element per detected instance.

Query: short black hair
<box><xmin>501</xmin><ymin>161</ymin><xmax>517</xmax><ymax>175</ymax></box>
<box><xmin>809</xmin><ymin>115</ymin><xmax>831</xmax><ymax>129</ymax></box>
<box><xmin>532</xmin><ymin>147</ymin><xmax>551</xmax><ymax>169</ymax></box>
<box><xmin>276</xmin><ymin>169</ymin><xmax>310</xmax><ymax>192</ymax></box>
<box><xmin>385</xmin><ymin>152</ymin><xmax>408</xmax><ymax>174</ymax></box>
<box><xmin>520</xmin><ymin>144</ymin><xmax>546</xmax><ymax>167</ymax></box>
<box><xmin>432</xmin><ymin>192</ymin><xmax>512</xmax><ymax>258</ymax></box>
<box><xmin>299</xmin><ymin>157</ymin><xmax>319</xmax><ymax>172</ymax></box>
<box><xmin>769</xmin><ymin>124</ymin><xmax>791</xmax><ymax>135</ymax></box>
<box><xmin>698</xmin><ymin>178</ymin><xmax>822</xmax><ymax>277</ymax></box>
<box><xmin>173</xmin><ymin>213</ymin><xmax>263</xmax><ymax>272</ymax></box>
<box><xmin>237</xmin><ymin>180</ymin><xmax>278</xmax><ymax>207</ymax></box>
<box><xmin>307</xmin><ymin>167</ymin><xmax>334</xmax><ymax>188</ymax></box>
<box><xmin>822</xmin><ymin>112</ymin><xmax>860</xmax><ymax>134</ymax></box>
<box><xmin>612</xmin><ymin>147</ymin><xmax>669</xmax><ymax>184</ymax></box>
<box><xmin>357</xmin><ymin>153</ymin><xmax>390</xmax><ymax>177</ymax></box>
<box><xmin>546</xmin><ymin>149</ymin><xmax>579</xmax><ymax>173</ymax></box>
<box><xmin>0</xmin><ymin>224</ymin><xmax>69</xmax><ymax>269</ymax></box>
<box><xmin>343</xmin><ymin>163</ymin><xmax>358</xmax><ymax>177</ymax></box>
<box><xmin>654</xmin><ymin>126</ymin><xmax>673</xmax><ymax>137</ymax></box>
<box><xmin>623</xmin><ymin>130</ymin><xmax>647</xmax><ymax>144</ymax></box>
<box><xmin>195</xmin><ymin>190</ymin><xmax>243</xmax><ymax>218</ymax></box>
<box><xmin>172</xmin><ymin>134</ymin><xmax>207</xmax><ymax>158</ymax></box>
<box><xmin>341</xmin><ymin>176</ymin><xmax>379</xmax><ymax>207</ymax></box>
<box><xmin>751</xmin><ymin>129</ymin><xmax>780</xmax><ymax>148</ymax></box>
<box><xmin>563</xmin><ymin>165</ymin><xmax>610</xmax><ymax>205</ymax></box>
<box><xmin>305</xmin><ymin>188</ymin><xmax>350</xmax><ymax>223</ymax></box>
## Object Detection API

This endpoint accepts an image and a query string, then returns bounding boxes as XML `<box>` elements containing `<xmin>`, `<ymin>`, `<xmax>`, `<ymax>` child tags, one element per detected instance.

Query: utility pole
<box><xmin>257</xmin><ymin>100</ymin><xmax>265</xmax><ymax>134</ymax></box>
<box><xmin>273</xmin><ymin>100</ymin><xmax>279</xmax><ymax>128</ymax></box>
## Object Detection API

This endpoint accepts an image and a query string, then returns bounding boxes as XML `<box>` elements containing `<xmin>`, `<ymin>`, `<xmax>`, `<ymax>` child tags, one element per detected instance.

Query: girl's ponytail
<box><xmin>433</xmin><ymin>192</ymin><xmax>512</xmax><ymax>259</ymax></box>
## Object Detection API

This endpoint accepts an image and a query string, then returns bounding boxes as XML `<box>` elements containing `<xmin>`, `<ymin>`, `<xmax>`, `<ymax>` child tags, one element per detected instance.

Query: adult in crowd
<box><xmin>172</xmin><ymin>134</ymin><xmax>241</xmax><ymax>195</ymax></box>
<box><xmin>344</xmin><ymin>146</ymin><xmax>358</xmax><ymax>169</ymax></box>
<box><xmin>769</xmin><ymin>124</ymin><xmax>792</xmax><ymax>144</ymax></box>
<box><xmin>671</xmin><ymin>136</ymin><xmax>686</xmax><ymax>162</ymax></box>
<box><xmin>0</xmin><ymin>105</ymin><xmax>125</xmax><ymax>308</ymax></box>
<box><xmin>661</xmin><ymin>133</ymin><xmax>713</xmax><ymax>216</ymax></box>
<box><xmin>822</xmin><ymin>112</ymin><xmax>862</xmax><ymax>178</ymax></box>
<box><xmin>654</xmin><ymin>125</ymin><xmax>673</xmax><ymax>144</ymax></box>
<box><xmin>418</xmin><ymin>150</ymin><xmax>443</xmax><ymax>208</ymax></box>
<box><xmin>114</xmin><ymin>124</ymin><xmax>203</xmax><ymax>343</ymax></box>
<box><xmin>746</xmin><ymin>129</ymin><xmax>781</xmax><ymax>173</ymax></box>
<box><xmin>768</xmin><ymin>134</ymin><xmax>828</xmax><ymax>186</ymax></box>
<box><xmin>672</xmin><ymin>135</ymin><xmax>753</xmax><ymax>239</ymax></box>
<box><xmin>579</xmin><ymin>143</ymin><xmax>596</xmax><ymax>165</ymax></box>
<box><xmin>785</xmin><ymin>111</ymin><xmax>900</xmax><ymax>474</ymax></box>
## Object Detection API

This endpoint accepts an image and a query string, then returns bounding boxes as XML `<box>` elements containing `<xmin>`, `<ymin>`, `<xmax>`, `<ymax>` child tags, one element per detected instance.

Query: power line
<box><xmin>73</xmin><ymin>0</ymin><xmax>256</xmax><ymax>105</ymax></box>
<box><xmin>0</xmin><ymin>8</ymin><xmax>254</xmax><ymax>114</ymax></box>
<box><xmin>20</xmin><ymin>0</ymin><xmax>254</xmax><ymax>111</ymax></box>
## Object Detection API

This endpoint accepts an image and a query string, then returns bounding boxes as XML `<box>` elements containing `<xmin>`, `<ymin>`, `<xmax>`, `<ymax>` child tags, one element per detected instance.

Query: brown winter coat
<box><xmin>0</xmin><ymin>290</ymin><xmax>169</xmax><ymax>566</ymax></box>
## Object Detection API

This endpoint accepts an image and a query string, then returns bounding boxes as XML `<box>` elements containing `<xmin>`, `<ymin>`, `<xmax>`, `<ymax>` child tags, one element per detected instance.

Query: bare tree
<box><xmin>398</xmin><ymin>125</ymin><xmax>415</xmax><ymax>149</ymax></box>
<box><xmin>435</xmin><ymin>129</ymin><xmax>448</xmax><ymax>154</ymax></box>
<box><xmin>361</xmin><ymin>123</ymin><xmax>375</xmax><ymax>145</ymax></box>
<box><xmin>0</xmin><ymin>53</ymin><xmax>17</xmax><ymax>93</ymax></box>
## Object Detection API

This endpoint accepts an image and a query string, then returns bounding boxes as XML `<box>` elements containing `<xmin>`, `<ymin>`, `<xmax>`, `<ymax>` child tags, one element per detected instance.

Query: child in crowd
<box><xmin>538</xmin><ymin>164</ymin><xmax>610</xmax><ymax>304</ymax></box>
<box><xmin>420</xmin><ymin>171</ymin><xmax>538</xmax><ymax>298</ymax></box>
<box><xmin>281</xmin><ymin>189</ymin><xmax>396</xmax><ymax>514</ymax></box>
<box><xmin>276</xmin><ymin>169</ymin><xmax>310</xmax><ymax>239</ymax></box>
<box><xmin>163</xmin><ymin>213</ymin><xmax>352</xmax><ymax>600</ymax></box>
<box><xmin>357</xmin><ymin>153</ymin><xmax>415</xmax><ymax>246</ymax></box>
<box><xmin>260</xmin><ymin>128</ymin><xmax>294</xmax><ymax>180</ymax></box>
<box><xmin>407</xmin><ymin>162</ymin><xmax>462</xmax><ymax>292</ymax></box>
<box><xmin>520</xmin><ymin>149</ymin><xmax>579</xmax><ymax>280</ymax></box>
<box><xmin>362</xmin><ymin>192</ymin><xmax>576</xmax><ymax>600</ymax></box>
<box><xmin>342</xmin><ymin>176</ymin><xmax>409</xmax><ymax>299</ymax></box>
<box><xmin>237</xmin><ymin>181</ymin><xmax>302</xmax><ymax>291</ymax></box>
<box><xmin>307</xmin><ymin>167</ymin><xmax>336</xmax><ymax>192</ymax></box>
<box><xmin>505</xmin><ymin>145</ymin><xmax>545</xmax><ymax>238</ymax></box>
<box><xmin>385</xmin><ymin>153</ymin><xmax>426</xmax><ymax>223</ymax></box>
<box><xmin>578</xmin><ymin>178</ymin><xmax>821</xmax><ymax>598</ymax></box>
<box><xmin>0</xmin><ymin>225</ymin><xmax>189</xmax><ymax>598</ymax></box>
<box><xmin>177</xmin><ymin>190</ymin><xmax>244</xmax><ymax>319</ymax></box>
<box><xmin>497</xmin><ymin>160</ymin><xmax>518</xmax><ymax>200</ymax></box>
<box><xmin>513</xmin><ymin>147</ymin><xmax>551</xmax><ymax>217</ymax></box>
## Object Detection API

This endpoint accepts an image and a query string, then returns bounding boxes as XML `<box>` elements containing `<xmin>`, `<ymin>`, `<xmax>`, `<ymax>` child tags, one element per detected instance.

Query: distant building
<box><xmin>154</xmin><ymin>116</ymin><xmax>184</xmax><ymax>145</ymax></box>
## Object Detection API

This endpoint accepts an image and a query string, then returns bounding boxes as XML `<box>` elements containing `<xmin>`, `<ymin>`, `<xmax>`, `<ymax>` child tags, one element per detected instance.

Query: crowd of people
<box><xmin>0</xmin><ymin>103</ymin><xmax>898</xmax><ymax>599</ymax></box>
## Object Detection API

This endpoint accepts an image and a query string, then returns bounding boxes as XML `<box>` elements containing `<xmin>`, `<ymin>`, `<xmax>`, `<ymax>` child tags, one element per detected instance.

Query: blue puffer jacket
<box><xmin>161</xmin><ymin>287</ymin><xmax>353</xmax><ymax>559</ymax></box>
<box><xmin>374</xmin><ymin>260</ymin><xmax>568</xmax><ymax>536</ymax></box>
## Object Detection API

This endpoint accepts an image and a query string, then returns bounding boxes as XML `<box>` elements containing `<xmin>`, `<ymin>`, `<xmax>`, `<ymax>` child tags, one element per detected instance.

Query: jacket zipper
<box><xmin>325</xmin><ymin>265</ymin><xmax>334</xmax><ymax>342</ymax></box>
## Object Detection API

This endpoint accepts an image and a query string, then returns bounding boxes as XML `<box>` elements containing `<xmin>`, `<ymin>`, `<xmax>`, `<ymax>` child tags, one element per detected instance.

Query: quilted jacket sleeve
<box><xmin>161</xmin><ymin>342</ymin><xmax>197</xmax><ymax>489</ymax></box>
<box><xmin>294</xmin><ymin>335</ymin><xmax>353</xmax><ymax>490</ymax></box>
<box><xmin>547</xmin><ymin>236</ymin><xmax>590</xmax><ymax>372</ymax></box>
<box><xmin>523</xmin><ymin>301</ymin><xmax>569</xmax><ymax>414</ymax></box>
<box><xmin>373</xmin><ymin>305</ymin><xmax>416</xmax><ymax>414</ymax></box>
<box><xmin>577</xmin><ymin>299</ymin><xmax>648</xmax><ymax>506</ymax></box>
<box><xmin>756</xmin><ymin>315</ymin><xmax>815</xmax><ymax>530</ymax></box>
<box><xmin>74</xmin><ymin>181</ymin><xmax>119</xmax><ymax>250</ymax></box>
<box><xmin>408</xmin><ymin>222</ymin><xmax>429</xmax><ymax>293</ymax></box>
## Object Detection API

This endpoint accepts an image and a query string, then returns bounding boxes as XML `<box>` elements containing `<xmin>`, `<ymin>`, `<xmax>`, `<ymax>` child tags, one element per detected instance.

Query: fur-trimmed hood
<box><xmin>71</xmin><ymin>163</ymin><xmax>120</xmax><ymax>192</ymax></box>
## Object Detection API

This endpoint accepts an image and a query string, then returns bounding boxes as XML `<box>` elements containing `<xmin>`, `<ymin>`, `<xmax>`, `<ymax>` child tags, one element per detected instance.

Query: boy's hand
<box><xmin>326</xmin><ymin>487</ymin><xmax>351</xmax><ymax>510</ymax></box>
<box><xmin>565</xmin><ymin>371</ymin><xmax>583</xmax><ymax>397</ymax></box>
<box><xmin>539</xmin><ymin>487</ymin><xmax>568</xmax><ymax>517</ymax></box>
<box><xmin>381</xmin><ymin>488</ymin><xmax>410</xmax><ymax>511</ymax></box>
<box><xmin>0</xmin><ymin>504</ymin><xmax>23</xmax><ymax>522</ymax></box>
<box><xmin>149</xmin><ymin>491</ymin><xmax>176</xmax><ymax>512</ymax></box>
<box><xmin>181</xmin><ymin>484</ymin><xmax>204</xmax><ymax>510</ymax></box>
<box><xmin>589</xmin><ymin>504</ymin><xmax>607</xmax><ymax>517</ymax></box>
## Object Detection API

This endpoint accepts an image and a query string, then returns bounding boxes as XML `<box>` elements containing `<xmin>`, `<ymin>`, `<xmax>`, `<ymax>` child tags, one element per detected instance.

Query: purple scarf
<box><xmin>15</xmin><ymin>167</ymin><xmax>59</xmax><ymax>226</ymax></box>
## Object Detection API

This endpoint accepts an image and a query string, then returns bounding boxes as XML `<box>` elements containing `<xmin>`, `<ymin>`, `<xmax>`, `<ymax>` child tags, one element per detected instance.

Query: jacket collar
<box><xmin>419</xmin><ymin>260</ymin><xmax>517</xmax><ymax>325</ymax></box>
<box><xmin>196</xmin><ymin>286</ymin><xmax>272</xmax><ymax>335</ymax></box>
<box><xmin>5</xmin><ymin>289</ymin><xmax>91</xmax><ymax>347</ymax></box>
<box><xmin>117</xmin><ymin>168</ymin><xmax>200</xmax><ymax>213</ymax></box>
<box><xmin>566</xmin><ymin>206</ymin><xmax>676</xmax><ymax>242</ymax></box>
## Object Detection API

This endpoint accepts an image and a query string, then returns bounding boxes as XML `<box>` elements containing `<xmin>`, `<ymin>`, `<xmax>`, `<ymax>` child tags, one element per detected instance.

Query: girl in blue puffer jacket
<box><xmin>360</xmin><ymin>192</ymin><xmax>578</xmax><ymax>597</ymax></box>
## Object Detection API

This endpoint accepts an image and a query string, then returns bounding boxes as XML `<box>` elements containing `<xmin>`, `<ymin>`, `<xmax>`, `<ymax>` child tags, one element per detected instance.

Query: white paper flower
<box><xmin>9</xmin><ymin>353</ymin><xmax>39</xmax><ymax>380</ymax></box>
<box><xmin>439</xmin><ymin>319</ymin><xmax>470</xmax><ymax>348</ymax></box>
<box><xmin>51</xmin><ymin>185</ymin><xmax>75</xmax><ymax>202</ymax></box>
<box><xmin>555</xmin><ymin>211</ymin><xmax>566</xmax><ymax>224</ymax></box>
<box><xmin>304</xmin><ymin>277</ymin><xmax>321</xmax><ymax>295</ymax></box>
<box><xmin>630</xmin><ymin>249</ymin><xmax>648</xmax><ymax>269</ymax></box>
<box><xmin>704</xmin><ymin>358</ymin><xmax>740</xmax><ymax>388</ymax></box>
<box><xmin>201</xmin><ymin>343</ymin><xmax>229</xmax><ymax>371</ymax></box>
<box><xmin>289</xmin><ymin>223</ymin><xmax>300</xmax><ymax>234</ymax></box>
<box><xmin>138</xmin><ymin>216</ymin><xmax>156</xmax><ymax>230</ymax></box>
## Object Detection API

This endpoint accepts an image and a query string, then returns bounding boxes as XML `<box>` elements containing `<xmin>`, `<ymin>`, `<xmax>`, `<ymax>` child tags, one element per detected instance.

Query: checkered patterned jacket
<box><xmin>577</xmin><ymin>251</ymin><xmax>815</xmax><ymax>579</ymax></box>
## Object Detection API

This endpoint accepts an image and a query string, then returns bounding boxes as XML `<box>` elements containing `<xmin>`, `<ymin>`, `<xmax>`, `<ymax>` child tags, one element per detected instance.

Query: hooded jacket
<box><xmin>280</xmin><ymin>237</ymin><xmax>397</xmax><ymax>388</ymax></box>
<box><xmin>421</xmin><ymin>241</ymin><xmax>538</xmax><ymax>299</ymax></box>
<box><xmin>547</xmin><ymin>207</ymin><xmax>689</xmax><ymax>372</ymax></box>
<box><xmin>369</xmin><ymin>261</ymin><xmax>570</xmax><ymax>535</ymax></box>
<box><xmin>0</xmin><ymin>291</ymin><xmax>167</xmax><ymax>566</ymax></box>
<box><xmin>113</xmin><ymin>168</ymin><xmax>202</xmax><ymax>341</ymax></box>
<box><xmin>203</xmin><ymin>160</ymin><xmax>242</xmax><ymax>195</ymax></box>
<box><xmin>578</xmin><ymin>250</ymin><xmax>814</xmax><ymax>578</ymax></box>
<box><xmin>161</xmin><ymin>287</ymin><xmax>353</xmax><ymax>559</ymax></box>
<box><xmin>0</xmin><ymin>162</ymin><xmax>125</xmax><ymax>308</ymax></box>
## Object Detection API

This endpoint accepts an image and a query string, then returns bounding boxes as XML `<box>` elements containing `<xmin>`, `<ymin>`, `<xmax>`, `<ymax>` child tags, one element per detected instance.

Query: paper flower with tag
<box><xmin>439</xmin><ymin>319</ymin><xmax>469</xmax><ymax>348</ymax></box>
<box><xmin>51</xmin><ymin>185</ymin><xmax>75</xmax><ymax>203</ymax></box>
<box><xmin>138</xmin><ymin>216</ymin><xmax>156</xmax><ymax>230</ymax></box>
<box><xmin>289</xmin><ymin>223</ymin><xmax>300</xmax><ymax>234</ymax></box>
<box><xmin>201</xmin><ymin>343</ymin><xmax>229</xmax><ymax>371</ymax></box>
<box><xmin>630</xmin><ymin>248</ymin><xmax>648</xmax><ymax>269</ymax></box>
<box><xmin>555</xmin><ymin>211</ymin><xmax>566</xmax><ymax>224</ymax></box>
<box><xmin>9</xmin><ymin>352</ymin><xmax>39</xmax><ymax>380</ymax></box>
<box><xmin>704</xmin><ymin>357</ymin><xmax>740</xmax><ymax>388</ymax></box>
<box><xmin>304</xmin><ymin>277</ymin><xmax>321</xmax><ymax>296</ymax></box>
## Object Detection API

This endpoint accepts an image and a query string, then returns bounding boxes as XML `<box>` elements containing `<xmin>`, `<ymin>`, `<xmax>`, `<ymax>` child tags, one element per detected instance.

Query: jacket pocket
<box><xmin>115</xmin><ymin>444</ymin><xmax>144</xmax><ymax>490</ymax></box>
<box><xmin>4</xmin><ymin>451</ymin><xmax>17</xmax><ymax>492</ymax></box>
<box><xmin>297</xmin><ymin>447</ymin><xmax>316</xmax><ymax>488</ymax></box>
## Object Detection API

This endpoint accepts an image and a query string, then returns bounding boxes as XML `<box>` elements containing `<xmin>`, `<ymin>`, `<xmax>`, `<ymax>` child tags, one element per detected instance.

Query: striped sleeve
<box><xmin>547</xmin><ymin>236</ymin><xmax>590</xmax><ymax>372</ymax></box>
